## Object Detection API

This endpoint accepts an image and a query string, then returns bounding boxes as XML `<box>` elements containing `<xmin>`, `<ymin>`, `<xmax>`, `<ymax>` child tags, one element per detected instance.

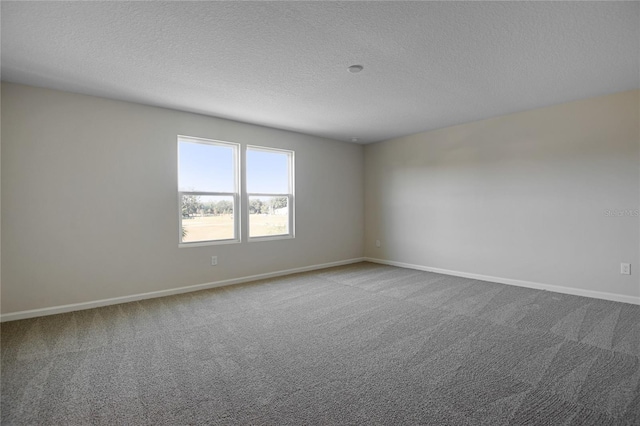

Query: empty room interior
<box><xmin>1</xmin><ymin>2</ymin><xmax>639</xmax><ymax>425</ymax></box>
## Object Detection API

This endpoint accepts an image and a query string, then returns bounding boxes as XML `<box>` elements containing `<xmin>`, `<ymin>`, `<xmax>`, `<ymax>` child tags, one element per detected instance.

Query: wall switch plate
<box><xmin>211</xmin><ymin>256</ymin><xmax>218</xmax><ymax>266</ymax></box>
<box><xmin>620</xmin><ymin>263</ymin><xmax>631</xmax><ymax>275</ymax></box>
<box><xmin>376</xmin><ymin>240</ymin><xmax>381</xmax><ymax>248</ymax></box>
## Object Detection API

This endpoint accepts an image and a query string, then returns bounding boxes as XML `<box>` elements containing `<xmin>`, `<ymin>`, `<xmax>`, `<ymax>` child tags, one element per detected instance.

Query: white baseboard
<box><xmin>364</xmin><ymin>257</ymin><xmax>640</xmax><ymax>306</ymax></box>
<box><xmin>0</xmin><ymin>257</ymin><xmax>365</xmax><ymax>322</ymax></box>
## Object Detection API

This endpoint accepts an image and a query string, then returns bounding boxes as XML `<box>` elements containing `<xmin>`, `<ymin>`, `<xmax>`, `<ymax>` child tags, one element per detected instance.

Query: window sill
<box><xmin>248</xmin><ymin>234</ymin><xmax>295</xmax><ymax>243</ymax></box>
<box><xmin>179</xmin><ymin>239</ymin><xmax>240</xmax><ymax>248</ymax></box>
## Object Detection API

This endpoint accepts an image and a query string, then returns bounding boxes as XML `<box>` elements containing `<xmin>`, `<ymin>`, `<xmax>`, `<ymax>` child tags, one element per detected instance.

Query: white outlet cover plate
<box><xmin>620</xmin><ymin>263</ymin><xmax>631</xmax><ymax>275</ymax></box>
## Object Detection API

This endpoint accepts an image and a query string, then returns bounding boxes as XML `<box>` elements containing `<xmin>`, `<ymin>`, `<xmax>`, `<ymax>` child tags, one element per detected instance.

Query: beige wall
<box><xmin>1</xmin><ymin>83</ymin><xmax>364</xmax><ymax>314</ymax></box>
<box><xmin>365</xmin><ymin>90</ymin><xmax>639</xmax><ymax>300</ymax></box>
<box><xmin>3</xmin><ymin>84</ymin><xmax>638</xmax><ymax>315</ymax></box>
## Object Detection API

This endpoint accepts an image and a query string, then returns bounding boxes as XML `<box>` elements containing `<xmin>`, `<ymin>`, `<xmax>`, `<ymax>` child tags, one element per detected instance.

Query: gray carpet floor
<box><xmin>1</xmin><ymin>262</ymin><xmax>639</xmax><ymax>425</ymax></box>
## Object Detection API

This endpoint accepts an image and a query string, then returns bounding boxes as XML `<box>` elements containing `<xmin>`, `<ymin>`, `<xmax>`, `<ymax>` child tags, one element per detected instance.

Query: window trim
<box><xmin>246</xmin><ymin>145</ymin><xmax>295</xmax><ymax>241</ymax></box>
<box><xmin>177</xmin><ymin>135</ymin><xmax>241</xmax><ymax>247</ymax></box>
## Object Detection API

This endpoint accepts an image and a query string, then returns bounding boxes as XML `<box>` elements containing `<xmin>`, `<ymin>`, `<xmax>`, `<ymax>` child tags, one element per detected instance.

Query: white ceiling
<box><xmin>2</xmin><ymin>1</ymin><xmax>638</xmax><ymax>144</ymax></box>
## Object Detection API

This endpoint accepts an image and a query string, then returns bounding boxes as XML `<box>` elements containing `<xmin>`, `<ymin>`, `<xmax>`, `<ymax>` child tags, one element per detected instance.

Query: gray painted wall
<box><xmin>365</xmin><ymin>90</ymin><xmax>639</xmax><ymax>299</ymax></box>
<box><xmin>1</xmin><ymin>83</ymin><xmax>364</xmax><ymax>313</ymax></box>
<box><xmin>2</xmin><ymin>84</ymin><xmax>638</xmax><ymax>315</ymax></box>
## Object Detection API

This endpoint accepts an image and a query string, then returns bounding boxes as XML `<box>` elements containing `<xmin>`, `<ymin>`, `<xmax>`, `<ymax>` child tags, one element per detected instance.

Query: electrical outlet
<box><xmin>376</xmin><ymin>240</ymin><xmax>381</xmax><ymax>248</ymax></box>
<box><xmin>211</xmin><ymin>256</ymin><xmax>218</xmax><ymax>266</ymax></box>
<box><xmin>620</xmin><ymin>263</ymin><xmax>630</xmax><ymax>275</ymax></box>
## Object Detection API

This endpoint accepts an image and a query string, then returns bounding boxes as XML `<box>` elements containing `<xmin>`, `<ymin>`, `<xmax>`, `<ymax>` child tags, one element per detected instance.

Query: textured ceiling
<box><xmin>2</xmin><ymin>1</ymin><xmax>638</xmax><ymax>144</ymax></box>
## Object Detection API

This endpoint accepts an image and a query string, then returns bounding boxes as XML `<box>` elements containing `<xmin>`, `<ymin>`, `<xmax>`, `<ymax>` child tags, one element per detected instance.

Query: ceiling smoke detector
<box><xmin>348</xmin><ymin>65</ymin><xmax>364</xmax><ymax>73</ymax></box>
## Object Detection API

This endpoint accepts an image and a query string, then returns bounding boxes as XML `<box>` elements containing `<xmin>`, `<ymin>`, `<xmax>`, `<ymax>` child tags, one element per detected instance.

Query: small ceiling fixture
<box><xmin>351</xmin><ymin>137</ymin><xmax>359</xmax><ymax>142</ymax></box>
<box><xmin>348</xmin><ymin>65</ymin><xmax>364</xmax><ymax>73</ymax></box>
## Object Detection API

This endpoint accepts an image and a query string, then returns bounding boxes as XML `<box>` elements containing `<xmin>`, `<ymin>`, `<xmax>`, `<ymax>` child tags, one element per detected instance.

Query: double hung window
<box><xmin>178</xmin><ymin>137</ymin><xmax>294</xmax><ymax>245</ymax></box>
<box><xmin>246</xmin><ymin>146</ymin><xmax>294</xmax><ymax>240</ymax></box>
<box><xmin>178</xmin><ymin>136</ymin><xmax>240</xmax><ymax>245</ymax></box>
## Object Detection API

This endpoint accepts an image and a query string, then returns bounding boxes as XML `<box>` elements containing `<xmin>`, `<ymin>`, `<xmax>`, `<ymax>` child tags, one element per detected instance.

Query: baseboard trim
<box><xmin>0</xmin><ymin>257</ymin><xmax>366</xmax><ymax>322</ymax></box>
<box><xmin>364</xmin><ymin>257</ymin><xmax>640</xmax><ymax>306</ymax></box>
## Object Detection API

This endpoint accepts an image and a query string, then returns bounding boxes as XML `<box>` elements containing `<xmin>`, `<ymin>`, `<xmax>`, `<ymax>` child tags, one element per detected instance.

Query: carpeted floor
<box><xmin>1</xmin><ymin>262</ymin><xmax>639</xmax><ymax>425</ymax></box>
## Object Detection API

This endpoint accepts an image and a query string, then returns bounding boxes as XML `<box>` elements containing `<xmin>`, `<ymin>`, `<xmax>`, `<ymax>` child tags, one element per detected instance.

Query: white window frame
<box><xmin>246</xmin><ymin>145</ymin><xmax>295</xmax><ymax>241</ymax></box>
<box><xmin>178</xmin><ymin>135</ymin><xmax>240</xmax><ymax>247</ymax></box>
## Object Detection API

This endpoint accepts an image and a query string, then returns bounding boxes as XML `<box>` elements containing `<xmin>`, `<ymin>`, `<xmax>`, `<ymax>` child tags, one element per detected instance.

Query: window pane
<box><xmin>179</xmin><ymin>141</ymin><xmax>235</xmax><ymax>192</ymax></box>
<box><xmin>181</xmin><ymin>195</ymin><xmax>235</xmax><ymax>242</ymax></box>
<box><xmin>247</xmin><ymin>149</ymin><xmax>289</xmax><ymax>193</ymax></box>
<box><xmin>249</xmin><ymin>196</ymin><xmax>288</xmax><ymax>237</ymax></box>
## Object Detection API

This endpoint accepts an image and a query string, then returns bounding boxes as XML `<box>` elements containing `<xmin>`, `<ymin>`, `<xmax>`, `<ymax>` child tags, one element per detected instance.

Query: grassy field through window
<box><xmin>181</xmin><ymin>214</ymin><xmax>287</xmax><ymax>242</ymax></box>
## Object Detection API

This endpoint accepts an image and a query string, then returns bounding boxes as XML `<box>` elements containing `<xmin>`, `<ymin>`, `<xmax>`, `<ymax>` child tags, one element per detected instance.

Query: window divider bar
<box><xmin>247</xmin><ymin>193</ymin><xmax>289</xmax><ymax>197</ymax></box>
<box><xmin>179</xmin><ymin>191</ymin><xmax>236</xmax><ymax>197</ymax></box>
